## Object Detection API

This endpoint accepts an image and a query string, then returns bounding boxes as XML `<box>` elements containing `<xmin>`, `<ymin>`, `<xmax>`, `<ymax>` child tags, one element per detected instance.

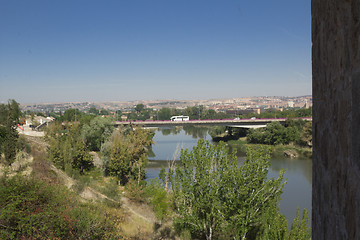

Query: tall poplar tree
<box><xmin>0</xmin><ymin>100</ymin><xmax>20</xmax><ymax>165</ymax></box>
<box><xmin>171</xmin><ymin>140</ymin><xmax>288</xmax><ymax>239</ymax></box>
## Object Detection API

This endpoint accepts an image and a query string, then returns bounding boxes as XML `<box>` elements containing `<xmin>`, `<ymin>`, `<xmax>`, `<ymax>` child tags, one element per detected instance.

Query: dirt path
<box><xmin>24</xmin><ymin>135</ymin><xmax>49</xmax><ymax>148</ymax></box>
<box><xmin>120</xmin><ymin>196</ymin><xmax>156</xmax><ymax>223</ymax></box>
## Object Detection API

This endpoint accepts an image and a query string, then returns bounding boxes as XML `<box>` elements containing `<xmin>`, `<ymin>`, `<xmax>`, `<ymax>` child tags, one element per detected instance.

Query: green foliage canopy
<box><xmin>171</xmin><ymin>140</ymin><xmax>287</xmax><ymax>239</ymax></box>
<box><xmin>81</xmin><ymin>116</ymin><xmax>114</xmax><ymax>151</ymax></box>
<box><xmin>247</xmin><ymin>120</ymin><xmax>310</xmax><ymax>146</ymax></box>
<box><xmin>134</xmin><ymin>103</ymin><xmax>145</xmax><ymax>113</ymax></box>
<box><xmin>0</xmin><ymin>99</ymin><xmax>21</xmax><ymax>165</ymax></box>
<box><xmin>47</xmin><ymin>122</ymin><xmax>94</xmax><ymax>174</ymax></box>
<box><xmin>101</xmin><ymin>127</ymin><xmax>153</xmax><ymax>184</ymax></box>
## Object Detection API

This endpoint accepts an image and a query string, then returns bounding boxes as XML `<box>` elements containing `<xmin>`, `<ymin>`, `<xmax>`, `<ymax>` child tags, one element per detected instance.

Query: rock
<box><xmin>283</xmin><ymin>149</ymin><xmax>298</xmax><ymax>158</ymax></box>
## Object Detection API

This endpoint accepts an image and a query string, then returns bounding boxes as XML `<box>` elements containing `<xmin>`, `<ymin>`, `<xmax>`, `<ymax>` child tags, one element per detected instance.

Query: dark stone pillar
<box><xmin>312</xmin><ymin>0</ymin><xmax>360</xmax><ymax>239</ymax></box>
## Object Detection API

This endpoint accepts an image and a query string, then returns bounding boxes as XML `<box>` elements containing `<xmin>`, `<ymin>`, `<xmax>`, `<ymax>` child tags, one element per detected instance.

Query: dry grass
<box><xmin>31</xmin><ymin>146</ymin><xmax>60</xmax><ymax>184</ymax></box>
<box><xmin>119</xmin><ymin>213</ymin><xmax>154</xmax><ymax>239</ymax></box>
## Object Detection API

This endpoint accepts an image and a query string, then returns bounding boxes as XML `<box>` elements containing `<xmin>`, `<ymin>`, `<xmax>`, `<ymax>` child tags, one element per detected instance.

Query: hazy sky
<box><xmin>0</xmin><ymin>0</ymin><xmax>311</xmax><ymax>104</ymax></box>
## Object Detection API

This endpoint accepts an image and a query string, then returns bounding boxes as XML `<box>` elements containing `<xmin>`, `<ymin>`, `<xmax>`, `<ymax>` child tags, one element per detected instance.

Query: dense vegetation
<box><xmin>209</xmin><ymin>107</ymin><xmax>312</xmax><ymax>144</ymax></box>
<box><xmin>46</xmin><ymin>116</ymin><xmax>154</xmax><ymax>184</ymax></box>
<box><xmin>247</xmin><ymin>120</ymin><xmax>312</xmax><ymax>147</ymax></box>
<box><xmin>165</xmin><ymin>140</ymin><xmax>310</xmax><ymax>240</ymax></box>
<box><xmin>25</xmin><ymin>102</ymin><xmax>311</xmax><ymax>124</ymax></box>
<box><xmin>1</xmin><ymin>100</ymin><xmax>312</xmax><ymax>239</ymax></box>
<box><xmin>101</xmin><ymin>127</ymin><xmax>153</xmax><ymax>184</ymax></box>
<box><xmin>210</xmin><ymin>118</ymin><xmax>312</xmax><ymax>159</ymax></box>
<box><xmin>129</xmin><ymin>104</ymin><xmax>231</xmax><ymax>121</ymax></box>
<box><xmin>46</xmin><ymin>122</ymin><xmax>94</xmax><ymax>175</ymax></box>
<box><xmin>0</xmin><ymin>100</ymin><xmax>30</xmax><ymax>165</ymax></box>
<box><xmin>239</xmin><ymin>107</ymin><xmax>312</xmax><ymax>119</ymax></box>
<box><xmin>0</xmin><ymin>175</ymin><xmax>122</xmax><ymax>239</ymax></box>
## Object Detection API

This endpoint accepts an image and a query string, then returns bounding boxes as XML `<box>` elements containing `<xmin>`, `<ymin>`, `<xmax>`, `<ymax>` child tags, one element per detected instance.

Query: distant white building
<box><xmin>288</xmin><ymin>101</ymin><xmax>295</xmax><ymax>108</ymax></box>
<box><xmin>25</xmin><ymin>116</ymin><xmax>55</xmax><ymax>126</ymax></box>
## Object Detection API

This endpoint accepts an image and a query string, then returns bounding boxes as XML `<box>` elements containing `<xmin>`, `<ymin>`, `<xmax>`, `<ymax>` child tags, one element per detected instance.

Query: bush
<box><xmin>17</xmin><ymin>135</ymin><xmax>31</xmax><ymax>154</ymax></box>
<box><xmin>100</xmin><ymin>178</ymin><xmax>122</xmax><ymax>201</ymax></box>
<box><xmin>124</xmin><ymin>179</ymin><xmax>145</xmax><ymax>202</ymax></box>
<box><xmin>0</xmin><ymin>175</ymin><xmax>122</xmax><ymax>239</ymax></box>
<box><xmin>143</xmin><ymin>179</ymin><xmax>171</xmax><ymax>221</ymax></box>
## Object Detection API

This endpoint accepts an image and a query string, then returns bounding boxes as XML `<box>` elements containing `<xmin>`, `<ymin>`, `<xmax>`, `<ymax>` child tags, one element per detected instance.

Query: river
<box><xmin>146</xmin><ymin>126</ymin><xmax>312</xmax><ymax>226</ymax></box>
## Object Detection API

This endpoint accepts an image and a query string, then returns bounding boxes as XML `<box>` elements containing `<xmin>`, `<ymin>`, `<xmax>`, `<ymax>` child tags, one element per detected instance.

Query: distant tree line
<box><xmin>238</xmin><ymin>107</ymin><xmax>312</xmax><ymax>119</ymax></box>
<box><xmin>22</xmin><ymin>104</ymin><xmax>312</xmax><ymax>125</ymax></box>
<box><xmin>154</xmin><ymin>105</ymin><xmax>231</xmax><ymax>121</ymax></box>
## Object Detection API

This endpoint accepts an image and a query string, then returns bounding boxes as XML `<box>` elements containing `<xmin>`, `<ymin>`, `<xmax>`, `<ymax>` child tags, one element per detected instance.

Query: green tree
<box><xmin>100</xmin><ymin>109</ymin><xmax>110</xmax><ymax>115</ymax></box>
<box><xmin>102</xmin><ymin>127</ymin><xmax>153</xmax><ymax>184</ymax></box>
<box><xmin>202</xmin><ymin>109</ymin><xmax>216</xmax><ymax>119</ymax></box>
<box><xmin>0</xmin><ymin>126</ymin><xmax>6</xmax><ymax>157</ymax></box>
<box><xmin>0</xmin><ymin>100</ymin><xmax>21</xmax><ymax>165</ymax></box>
<box><xmin>262</xmin><ymin>122</ymin><xmax>286</xmax><ymax>145</ymax></box>
<box><xmin>61</xmin><ymin>108</ymin><xmax>82</xmax><ymax>122</ymax></box>
<box><xmin>158</xmin><ymin>107</ymin><xmax>172</xmax><ymax>120</ymax></box>
<box><xmin>3</xmin><ymin>121</ymin><xmax>18</xmax><ymax>165</ymax></box>
<box><xmin>7</xmin><ymin>99</ymin><xmax>21</xmax><ymax>123</ymax></box>
<box><xmin>127</xmin><ymin>112</ymin><xmax>138</xmax><ymax>121</ymax></box>
<box><xmin>247</xmin><ymin>128</ymin><xmax>265</xmax><ymax>144</ymax></box>
<box><xmin>48</xmin><ymin>134</ymin><xmax>63</xmax><ymax>169</ymax></box>
<box><xmin>88</xmin><ymin>107</ymin><xmax>99</xmax><ymax>115</ymax></box>
<box><xmin>246</xmin><ymin>120</ymin><xmax>311</xmax><ymax>146</ymax></box>
<box><xmin>171</xmin><ymin>140</ymin><xmax>287</xmax><ymax>239</ymax></box>
<box><xmin>115</xmin><ymin>110</ymin><xmax>122</xmax><ymax>121</ymax></box>
<box><xmin>71</xmin><ymin>140</ymin><xmax>94</xmax><ymax>174</ymax></box>
<box><xmin>0</xmin><ymin>104</ymin><xmax>7</xmax><ymax>124</ymax></box>
<box><xmin>47</xmin><ymin>122</ymin><xmax>93</xmax><ymax>174</ymax></box>
<box><xmin>135</xmin><ymin>103</ymin><xmax>145</xmax><ymax>113</ymax></box>
<box><xmin>81</xmin><ymin>116</ymin><xmax>114</xmax><ymax>151</ymax></box>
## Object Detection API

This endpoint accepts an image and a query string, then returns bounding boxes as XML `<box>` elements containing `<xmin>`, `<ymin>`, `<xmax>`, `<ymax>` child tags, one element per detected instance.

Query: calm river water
<box><xmin>146</xmin><ymin>127</ymin><xmax>312</xmax><ymax>225</ymax></box>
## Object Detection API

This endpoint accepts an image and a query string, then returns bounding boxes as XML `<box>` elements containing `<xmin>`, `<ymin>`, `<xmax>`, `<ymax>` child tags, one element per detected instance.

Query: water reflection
<box><xmin>160</xmin><ymin>126</ymin><xmax>182</xmax><ymax>136</ymax></box>
<box><xmin>270</xmin><ymin>158</ymin><xmax>312</xmax><ymax>185</ymax></box>
<box><xmin>149</xmin><ymin>127</ymin><xmax>210</xmax><ymax>161</ymax></box>
<box><xmin>183</xmin><ymin>125</ymin><xmax>209</xmax><ymax>139</ymax></box>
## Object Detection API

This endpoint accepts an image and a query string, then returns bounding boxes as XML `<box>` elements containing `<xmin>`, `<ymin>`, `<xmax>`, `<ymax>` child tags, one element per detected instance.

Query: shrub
<box><xmin>124</xmin><ymin>179</ymin><xmax>145</xmax><ymax>202</ymax></box>
<box><xmin>143</xmin><ymin>179</ymin><xmax>171</xmax><ymax>221</ymax></box>
<box><xmin>0</xmin><ymin>174</ymin><xmax>122</xmax><ymax>239</ymax></box>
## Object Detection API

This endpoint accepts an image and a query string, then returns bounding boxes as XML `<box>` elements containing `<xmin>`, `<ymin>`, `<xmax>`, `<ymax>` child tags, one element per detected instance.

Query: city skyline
<box><xmin>0</xmin><ymin>0</ymin><xmax>311</xmax><ymax>104</ymax></box>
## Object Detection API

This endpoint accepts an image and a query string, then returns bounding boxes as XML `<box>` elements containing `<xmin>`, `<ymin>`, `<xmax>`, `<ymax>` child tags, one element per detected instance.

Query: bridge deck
<box><xmin>115</xmin><ymin>117</ymin><xmax>312</xmax><ymax>128</ymax></box>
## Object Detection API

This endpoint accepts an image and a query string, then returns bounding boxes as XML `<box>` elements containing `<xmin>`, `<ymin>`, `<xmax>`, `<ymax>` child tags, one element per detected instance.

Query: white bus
<box><xmin>170</xmin><ymin>115</ymin><xmax>190</xmax><ymax>121</ymax></box>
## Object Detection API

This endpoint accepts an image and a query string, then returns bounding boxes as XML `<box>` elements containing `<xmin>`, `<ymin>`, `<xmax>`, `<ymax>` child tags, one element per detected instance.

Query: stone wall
<box><xmin>312</xmin><ymin>0</ymin><xmax>360</xmax><ymax>239</ymax></box>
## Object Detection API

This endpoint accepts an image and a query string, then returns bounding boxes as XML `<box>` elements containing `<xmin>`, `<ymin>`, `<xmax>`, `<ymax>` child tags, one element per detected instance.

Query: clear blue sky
<box><xmin>0</xmin><ymin>0</ymin><xmax>311</xmax><ymax>104</ymax></box>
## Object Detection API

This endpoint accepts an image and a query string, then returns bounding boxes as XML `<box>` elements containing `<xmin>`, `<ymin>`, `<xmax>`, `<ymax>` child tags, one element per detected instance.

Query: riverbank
<box><xmin>226</xmin><ymin>137</ymin><xmax>312</xmax><ymax>159</ymax></box>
